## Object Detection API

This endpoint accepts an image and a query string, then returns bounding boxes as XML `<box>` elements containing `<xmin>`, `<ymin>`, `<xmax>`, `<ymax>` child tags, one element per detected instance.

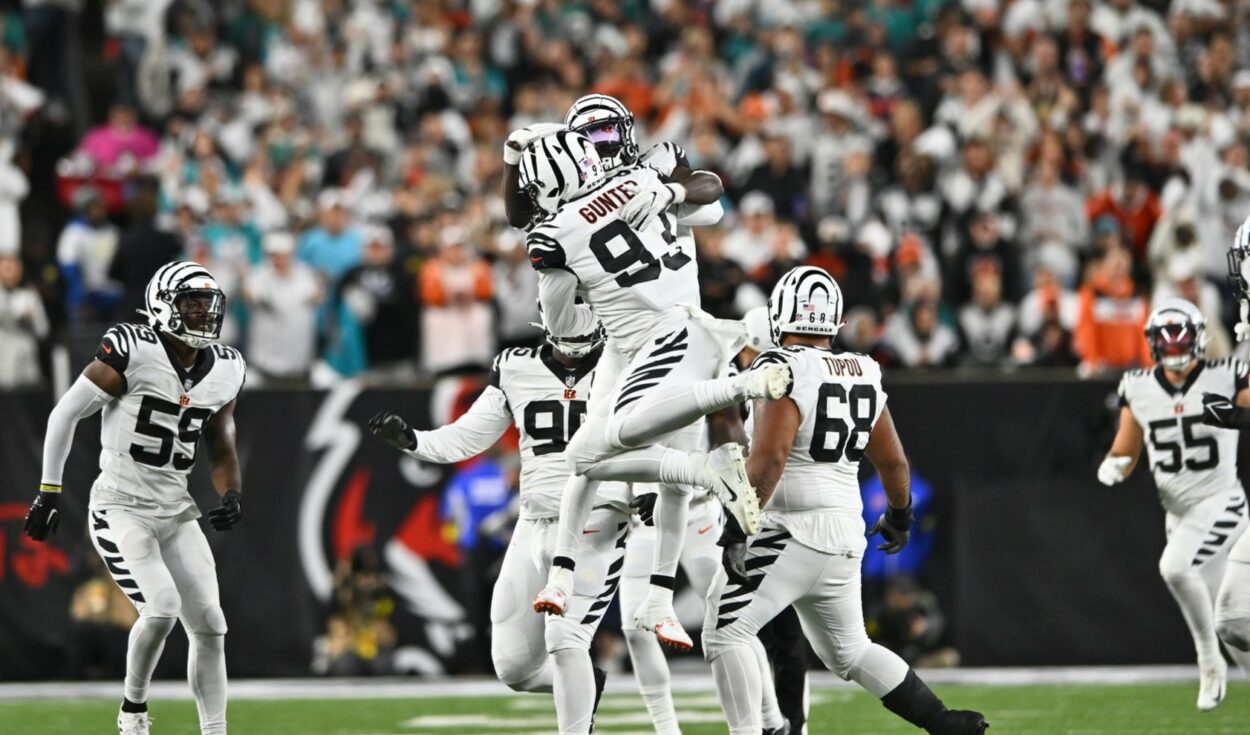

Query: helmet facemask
<box><xmin>167</xmin><ymin>288</ymin><xmax>226</xmax><ymax>349</ymax></box>
<box><xmin>571</xmin><ymin>117</ymin><xmax>638</xmax><ymax>172</ymax></box>
<box><xmin>1148</xmin><ymin>320</ymin><xmax>1200</xmax><ymax>372</ymax></box>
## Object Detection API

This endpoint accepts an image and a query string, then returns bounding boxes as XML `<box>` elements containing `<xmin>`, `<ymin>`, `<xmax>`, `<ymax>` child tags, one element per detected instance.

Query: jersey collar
<box><xmin>158</xmin><ymin>333</ymin><xmax>216</xmax><ymax>391</ymax></box>
<box><xmin>1153</xmin><ymin>361</ymin><xmax>1204</xmax><ymax>397</ymax></box>
<box><xmin>540</xmin><ymin>343</ymin><xmax>600</xmax><ymax>388</ymax></box>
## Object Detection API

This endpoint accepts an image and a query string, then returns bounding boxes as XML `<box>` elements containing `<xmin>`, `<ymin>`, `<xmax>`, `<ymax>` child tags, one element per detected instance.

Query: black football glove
<box><xmin>630</xmin><ymin>492</ymin><xmax>658</xmax><ymax>526</ymax></box>
<box><xmin>1203</xmin><ymin>392</ymin><xmax>1248</xmax><ymax>429</ymax></box>
<box><xmin>24</xmin><ymin>487</ymin><xmax>61</xmax><ymax>542</ymax></box>
<box><xmin>209</xmin><ymin>490</ymin><xmax>243</xmax><ymax>531</ymax></box>
<box><xmin>717</xmin><ymin>513</ymin><xmax>750</xmax><ymax>584</ymax></box>
<box><xmin>369</xmin><ymin>411</ymin><xmax>417</xmax><ymax>451</ymax></box>
<box><xmin>869</xmin><ymin>502</ymin><xmax>913</xmax><ymax>555</ymax></box>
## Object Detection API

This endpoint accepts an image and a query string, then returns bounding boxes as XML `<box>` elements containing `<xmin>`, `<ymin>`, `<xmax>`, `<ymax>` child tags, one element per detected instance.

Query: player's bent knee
<box><xmin>1217</xmin><ymin>615</ymin><xmax>1250</xmax><ymax>652</ymax></box>
<box><xmin>493</xmin><ymin>653</ymin><xmax>545</xmax><ymax>690</ymax></box>
<box><xmin>196</xmin><ymin>605</ymin><xmax>228</xmax><ymax>637</ymax></box>
<box><xmin>144</xmin><ymin>586</ymin><xmax>183</xmax><ymax>619</ymax></box>
<box><xmin>545</xmin><ymin>617</ymin><xmax>593</xmax><ymax>653</ymax></box>
<box><xmin>566</xmin><ymin>427</ymin><xmax>613</xmax><ymax>476</ymax></box>
<box><xmin>1158</xmin><ymin>559</ymin><xmax>1194</xmax><ymax>588</ymax></box>
<box><xmin>831</xmin><ymin>638</ymin><xmax>871</xmax><ymax>680</ymax></box>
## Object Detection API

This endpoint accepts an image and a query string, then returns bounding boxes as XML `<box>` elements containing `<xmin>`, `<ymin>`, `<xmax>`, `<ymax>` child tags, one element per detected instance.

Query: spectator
<box><xmin>67</xmin><ymin>552</ymin><xmax>137</xmax><ymax>680</ymax></box>
<box><xmin>75</xmin><ymin>104</ymin><xmax>159</xmax><ymax>170</ymax></box>
<box><xmin>492</xmin><ymin>229</ymin><xmax>541</xmax><ymax>351</ymax></box>
<box><xmin>958</xmin><ymin>261</ymin><xmax>1017</xmax><ymax>367</ymax></box>
<box><xmin>244</xmin><ymin>232</ymin><xmax>322</xmax><ymax>385</ymax></box>
<box><xmin>0</xmin><ymin>254</ymin><xmax>49</xmax><ymax>388</ymax></box>
<box><xmin>0</xmin><ymin>136</ymin><xmax>28</xmax><ymax>256</ymax></box>
<box><xmin>57</xmin><ymin>186</ymin><xmax>121</xmax><ymax>322</ymax></box>
<box><xmin>1073</xmin><ymin>246</ymin><xmax>1152</xmax><ymax>374</ymax></box>
<box><xmin>1086</xmin><ymin>168</ymin><xmax>1162</xmax><ymax>260</ymax></box>
<box><xmin>724</xmin><ymin>192</ymin><xmax>806</xmax><ymax>278</ymax></box>
<box><xmin>419</xmin><ymin>226</ymin><xmax>495</xmax><ymax>374</ymax></box>
<box><xmin>299</xmin><ymin>189</ymin><xmax>364</xmax><ymax>284</ymax></box>
<box><xmin>1020</xmin><ymin>159</ymin><xmax>1088</xmax><ymax>287</ymax></box>
<box><xmin>887</xmin><ymin>298</ymin><xmax>960</xmax><ymax>369</ymax></box>
<box><xmin>739</xmin><ymin>129</ymin><xmax>807</xmax><ymax>222</ymax></box>
<box><xmin>108</xmin><ymin>180</ymin><xmax>183</xmax><ymax>319</ymax></box>
<box><xmin>336</xmin><ymin>226</ymin><xmax>417</xmax><ymax>378</ymax></box>
<box><xmin>809</xmin><ymin>90</ymin><xmax>873</xmax><ymax>222</ymax></box>
<box><xmin>697</xmin><ymin>225</ymin><xmax>755</xmax><ymax>319</ymax></box>
<box><xmin>324</xmin><ymin>548</ymin><xmax>398</xmax><ymax>677</ymax></box>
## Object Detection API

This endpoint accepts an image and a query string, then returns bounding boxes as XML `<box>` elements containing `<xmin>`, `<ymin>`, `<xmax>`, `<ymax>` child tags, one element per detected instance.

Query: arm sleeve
<box><xmin>536</xmin><ymin>267</ymin><xmax>597</xmax><ymax>339</ymax></box>
<box><xmin>408</xmin><ymin>385</ymin><xmax>513</xmax><ymax>463</ymax></box>
<box><xmin>41</xmin><ymin>375</ymin><xmax>113</xmax><ymax>485</ymax></box>
<box><xmin>673</xmin><ymin>200</ymin><xmax>724</xmax><ymax>227</ymax></box>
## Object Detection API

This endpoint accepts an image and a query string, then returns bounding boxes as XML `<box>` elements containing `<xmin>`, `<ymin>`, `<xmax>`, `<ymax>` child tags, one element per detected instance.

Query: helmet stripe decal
<box><xmin>540</xmin><ymin>135</ymin><xmax>565</xmax><ymax>197</ymax></box>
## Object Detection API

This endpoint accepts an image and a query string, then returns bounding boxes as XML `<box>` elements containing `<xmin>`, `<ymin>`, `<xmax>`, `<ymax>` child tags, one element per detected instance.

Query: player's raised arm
<box><xmin>863</xmin><ymin>407</ymin><xmax>913</xmax><ymax>554</ymax></box>
<box><xmin>502</xmin><ymin>123</ymin><xmax>566</xmax><ymax>229</ymax></box>
<box><xmin>368</xmin><ymin>376</ymin><xmax>512</xmax><ymax>463</ymax></box>
<box><xmin>203</xmin><ymin>398</ymin><xmax>243</xmax><ymax>531</ymax></box>
<box><xmin>25</xmin><ymin>348</ymin><xmax>124</xmax><ymax>542</ymax></box>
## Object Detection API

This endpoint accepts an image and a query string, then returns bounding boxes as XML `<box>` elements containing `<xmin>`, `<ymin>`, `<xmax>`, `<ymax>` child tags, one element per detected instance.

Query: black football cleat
<box><xmin>928</xmin><ymin>709</ymin><xmax>989</xmax><ymax>735</ymax></box>
<box><xmin>589</xmin><ymin>667</ymin><xmax>607</xmax><ymax>733</ymax></box>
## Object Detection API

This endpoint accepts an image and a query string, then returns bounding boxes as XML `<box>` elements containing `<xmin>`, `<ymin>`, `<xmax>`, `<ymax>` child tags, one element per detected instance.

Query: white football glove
<box><xmin>619</xmin><ymin>178</ymin><xmax>686</xmax><ymax>231</ymax></box>
<box><xmin>1236</xmin><ymin>300</ymin><xmax>1250</xmax><ymax>342</ymax></box>
<box><xmin>503</xmin><ymin>123</ymin><xmax>566</xmax><ymax>165</ymax></box>
<box><xmin>1097</xmin><ymin>455</ymin><xmax>1133</xmax><ymax>486</ymax></box>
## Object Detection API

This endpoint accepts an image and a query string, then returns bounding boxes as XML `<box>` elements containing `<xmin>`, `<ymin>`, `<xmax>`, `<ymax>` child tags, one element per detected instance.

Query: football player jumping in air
<box><xmin>1100</xmin><ymin>298</ymin><xmax>1250</xmax><ymax>710</ymax></box>
<box><xmin>1197</xmin><ymin>218</ymin><xmax>1250</xmax><ymax>683</ymax></box>
<box><xmin>703</xmin><ymin>266</ymin><xmax>988</xmax><ymax>735</ymax></box>
<box><xmin>510</xmin><ymin>127</ymin><xmax>791</xmax><ymax>653</ymax></box>
<box><xmin>24</xmin><ymin>262</ymin><xmax>246</xmax><ymax>735</ymax></box>
<box><xmin>369</xmin><ymin>325</ymin><xmax>620</xmax><ymax>734</ymax></box>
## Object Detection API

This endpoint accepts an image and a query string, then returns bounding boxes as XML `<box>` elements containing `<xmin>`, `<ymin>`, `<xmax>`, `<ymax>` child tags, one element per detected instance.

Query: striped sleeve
<box><xmin>750</xmin><ymin>348</ymin><xmax>794</xmax><ymax>398</ymax></box>
<box><xmin>526</xmin><ymin>229</ymin><xmax>570</xmax><ymax>272</ymax></box>
<box><xmin>95</xmin><ymin>324</ymin><xmax>134</xmax><ymax>378</ymax></box>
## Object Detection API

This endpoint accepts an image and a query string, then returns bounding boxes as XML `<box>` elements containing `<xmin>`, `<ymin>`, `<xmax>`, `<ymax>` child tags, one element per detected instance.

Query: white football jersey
<box><xmin>90</xmin><ymin>323</ymin><xmax>247</xmax><ymax>518</ymax></box>
<box><xmin>1118</xmin><ymin>358</ymin><xmax>1248</xmax><ymax>514</ymax></box>
<box><xmin>527</xmin><ymin>163</ymin><xmax>701</xmax><ymax>355</ymax></box>
<box><xmin>411</xmin><ymin>345</ymin><xmax>626</xmax><ymax>518</ymax></box>
<box><xmin>747</xmin><ymin>345</ymin><xmax>887</xmax><ymax>555</ymax></box>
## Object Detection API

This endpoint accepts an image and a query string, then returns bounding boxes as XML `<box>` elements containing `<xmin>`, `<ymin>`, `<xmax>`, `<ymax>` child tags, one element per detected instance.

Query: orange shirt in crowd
<box><xmin>418</xmin><ymin>258</ymin><xmax>493</xmax><ymax>306</ymax></box>
<box><xmin>1086</xmin><ymin>190</ymin><xmax>1161</xmax><ymax>259</ymax></box>
<box><xmin>1073</xmin><ymin>273</ymin><xmax>1152</xmax><ymax>370</ymax></box>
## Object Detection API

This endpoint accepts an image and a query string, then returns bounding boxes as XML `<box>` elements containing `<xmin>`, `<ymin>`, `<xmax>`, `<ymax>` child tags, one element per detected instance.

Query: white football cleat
<box><xmin>118</xmin><ymin>710</ymin><xmax>151</xmax><ymax>735</ymax></box>
<box><xmin>633</xmin><ymin>599</ymin><xmax>693</xmax><ymax>652</ymax></box>
<box><xmin>744</xmin><ymin>363</ymin><xmax>793</xmax><ymax>401</ymax></box>
<box><xmin>1198</xmin><ymin>662</ymin><xmax>1227</xmax><ymax>711</ymax></box>
<box><xmin>533</xmin><ymin>584</ymin><xmax>568</xmax><ymax>616</ymax></box>
<box><xmin>706</xmin><ymin>443</ymin><xmax>761</xmax><ymax>535</ymax></box>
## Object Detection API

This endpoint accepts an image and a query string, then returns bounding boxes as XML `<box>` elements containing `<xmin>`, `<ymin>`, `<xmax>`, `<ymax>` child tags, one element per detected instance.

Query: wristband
<box><xmin>886</xmin><ymin>501</ymin><xmax>912</xmax><ymax>527</ymax></box>
<box><xmin>667</xmin><ymin>183</ymin><xmax>687</xmax><ymax>204</ymax></box>
<box><xmin>39</xmin><ymin>484</ymin><xmax>62</xmax><ymax>494</ymax></box>
<box><xmin>503</xmin><ymin>144</ymin><xmax>521</xmax><ymax>166</ymax></box>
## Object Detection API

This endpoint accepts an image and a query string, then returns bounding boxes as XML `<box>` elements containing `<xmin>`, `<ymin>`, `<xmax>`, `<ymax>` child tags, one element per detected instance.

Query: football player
<box><xmin>514</xmin><ymin>129</ymin><xmax>791</xmax><ymax>652</ymax></box>
<box><xmin>1100</xmin><ymin>298</ymin><xmax>1250</xmax><ymax>710</ymax></box>
<box><xmin>703</xmin><ymin>266</ymin><xmax>988</xmax><ymax>735</ymax></box>
<box><xmin>368</xmin><ymin>325</ymin><xmax>620</xmax><ymax>734</ymax></box>
<box><xmin>24</xmin><ymin>262</ymin><xmax>246</xmax><ymax>735</ymax></box>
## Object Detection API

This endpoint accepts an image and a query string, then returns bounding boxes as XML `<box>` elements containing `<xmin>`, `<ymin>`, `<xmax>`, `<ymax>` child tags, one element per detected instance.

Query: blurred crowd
<box><xmin>0</xmin><ymin>0</ymin><xmax>1248</xmax><ymax>388</ymax></box>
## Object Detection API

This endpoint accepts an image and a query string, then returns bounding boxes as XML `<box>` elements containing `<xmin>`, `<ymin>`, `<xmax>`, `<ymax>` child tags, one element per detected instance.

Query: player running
<box><xmin>1099</xmin><ymin>298</ymin><xmax>1250</xmax><ymax>710</ymax></box>
<box><xmin>703</xmin><ymin>266</ymin><xmax>989</xmax><ymax>735</ymax></box>
<box><xmin>23</xmin><ymin>262</ymin><xmax>246</xmax><ymax>735</ymax></box>
<box><xmin>368</xmin><ymin>326</ymin><xmax>619</xmax><ymax>735</ymax></box>
<box><xmin>513</xmin><ymin>127</ymin><xmax>790</xmax><ymax>651</ymax></box>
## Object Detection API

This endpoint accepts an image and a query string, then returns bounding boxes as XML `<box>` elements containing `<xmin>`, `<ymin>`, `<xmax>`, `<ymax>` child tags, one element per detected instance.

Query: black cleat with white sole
<box><xmin>928</xmin><ymin>709</ymin><xmax>989</xmax><ymax>735</ymax></box>
<box><xmin>589</xmin><ymin>667</ymin><xmax>607</xmax><ymax>733</ymax></box>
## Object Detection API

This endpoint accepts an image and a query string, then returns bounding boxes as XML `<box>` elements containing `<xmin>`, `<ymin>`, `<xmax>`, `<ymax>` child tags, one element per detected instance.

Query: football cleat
<box><xmin>533</xmin><ymin>584</ymin><xmax>568</xmax><ymax>616</ymax></box>
<box><xmin>706</xmin><ymin>444</ymin><xmax>762</xmax><ymax>535</ymax></box>
<box><xmin>927</xmin><ymin>709</ymin><xmax>989</xmax><ymax>735</ymax></box>
<box><xmin>1198</xmin><ymin>662</ymin><xmax>1227</xmax><ymax>711</ymax></box>
<box><xmin>762</xmin><ymin>720</ymin><xmax>791</xmax><ymax>735</ymax></box>
<box><xmin>744</xmin><ymin>363</ymin><xmax>793</xmax><ymax>401</ymax></box>
<box><xmin>118</xmin><ymin>710</ymin><xmax>151</xmax><ymax>735</ymax></box>
<box><xmin>589</xmin><ymin>667</ymin><xmax>607</xmax><ymax>733</ymax></box>
<box><xmin>632</xmin><ymin>599</ymin><xmax>694</xmax><ymax>652</ymax></box>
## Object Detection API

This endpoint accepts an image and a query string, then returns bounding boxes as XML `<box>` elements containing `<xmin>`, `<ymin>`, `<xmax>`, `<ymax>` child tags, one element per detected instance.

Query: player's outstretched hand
<box><xmin>717</xmin><ymin>514</ymin><xmax>750</xmax><ymax>584</ymax></box>
<box><xmin>1096</xmin><ymin>455</ymin><xmax>1132</xmax><ymax>486</ymax></box>
<box><xmin>869</xmin><ymin>502</ymin><xmax>912</xmax><ymax>555</ymax></box>
<box><xmin>1203</xmin><ymin>392</ymin><xmax>1240</xmax><ymax>428</ymax></box>
<box><xmin>619</xmin><ymin>178</ymin><xmax>685</xmax><ymax>232</ymax></box>
<box><xmin>369</xmin><ymin>411</ymin><xmax>417</xmax><ymax>451</ymax></box>
<box><xmin>503</xmin><ymin>123</ymin><xmax>566</xmax><ymax>165</ymax></box>
<box><xmin>630</xmin><ymin>492</ymin><xmax>658</xmax><ymax>526</ymax></box>
<box><xmin>209</xmin><ymin>490</ymin><xmax>242</xmax><ymax>531</ymax></box>
<box><xmin>23</xmin><ymin>488</ymin><xmax>61</xmax><ymax>542</ymax></box>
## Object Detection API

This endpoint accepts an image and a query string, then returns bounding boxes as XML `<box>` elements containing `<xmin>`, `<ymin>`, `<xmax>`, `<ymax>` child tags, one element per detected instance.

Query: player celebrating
<box><xmin>368</xmin><ymin>325</ymin><xmax>620</xmax><ymax>735</ymax></box>
<box><xmin>23</xmin><ymin>262</ymin><xmax>246</xmax><ymax>735</ymax></box>
<box><xmin>1099</xmin><ymin>298</ymin><xmax>1250</xmax><ymax>710</ymax></box>
<box><xmin>703</xmin><ymin>266</ymin><xmax>988</xmax><ymax>735</ymax></box>
<box><xmin>514</xmin><ymin>128</ymin><xmax>791</xmax><ymax>651</ymax></box>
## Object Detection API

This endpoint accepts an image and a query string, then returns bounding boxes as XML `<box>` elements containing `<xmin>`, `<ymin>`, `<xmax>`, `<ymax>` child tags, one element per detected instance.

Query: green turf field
<box><xmin>2</xmin><ymin>682</ymin><xmax>1247</xmax><ymax>734</ymax></box>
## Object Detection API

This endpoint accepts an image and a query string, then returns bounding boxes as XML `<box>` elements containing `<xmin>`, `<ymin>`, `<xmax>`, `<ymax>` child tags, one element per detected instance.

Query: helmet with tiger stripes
<box><xmin>518</xmin><ymin>129</ymin><xmax>606</xmax><ymax>214</ymax></box>
<box><xmin>141</xmin><ymin>261</ymin><xmax>227</xmax><ymax>349</ymax></box>
<box><xmin>767</xmin><ymin>266</ymin><xmax>845</xmax><ymax>345</ymax></box>
<box><xmin>564</xmin><ymin>94</ymin><xmax>639</xmax><ymax>172</ymax></box>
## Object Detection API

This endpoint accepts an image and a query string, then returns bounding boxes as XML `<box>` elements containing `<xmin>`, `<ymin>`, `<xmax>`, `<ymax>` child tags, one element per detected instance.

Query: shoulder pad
<box><xmin>751</xmin><ymin>348</ymin><xmax>791</xmax><ymax>369</ymax></box>
<box><xmin>95</xmin><ymin>323</ymin><xmax>159</xmax><ymax>377</ymax></box>
<box><xmin>526</xmin><ymin>230</ymin><xmax>569</xmax><ymax>272</ymax></box>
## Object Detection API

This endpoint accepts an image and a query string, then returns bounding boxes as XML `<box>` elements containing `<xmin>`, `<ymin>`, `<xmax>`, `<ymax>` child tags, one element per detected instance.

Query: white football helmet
<box><xmin>140</xmin><ymin>261</ymin><xmax>226</xmax><ymax>349</ymax></box>
<box><xmin>742</xmin><ymin>305</ymin><xmax>777</xmax><ymax>354</ymax></box>
<box><xmin>1229</xmin><ymin>215</ymin><xmax>1250</xmax><ymax>341</ymax></box>
<box><xmin>768</xmin><ymin>266</ymin><xmax>845</xmax><ymax>345</ymax></box>
<box><xmin>1145</xmin><ymin>298</ymin><xmax>1206</xmax><ymax>371</ymax></box>
<box><xmin>518</xmin><ymin>129</ymin><xmax>606</xmax><ymax>214</ymax></box>
<box><xmin>564</xmin><ymin>94</ymin><xmax>639</xmax><ymax>172</ymax></box>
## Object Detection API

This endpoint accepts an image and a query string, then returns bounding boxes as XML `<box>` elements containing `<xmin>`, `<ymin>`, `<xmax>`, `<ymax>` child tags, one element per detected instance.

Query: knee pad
<box><xmin>831</xmin><ymin>635</ymin><xmax>871</xmax><ymax>680</ymax></box>
<box><xmin>545</xmin><ymin>616</ymin><xmax>593</xmax><ymax>654</ymax></box>
<box><xmin>1217</xmin><ymin>615</ymin><xmax>1250</xmax><ymax>652</ymax></box>
<box><xmin>493</xmin><ymin>648</ymin><xmax>546</xmax><ymax>690</ymax></box>
<box><xmin>144</xmin><ymin>585</ymin><xmax>183</xmax><ymax>619</ymax></box>
<box><xmin>1158</xmin><ymin>558</ymin><xmax>1193</xmax><ymax>588</ymax></box>
<box><xmin>188</xmin><ymin>605</ymin><xmax>228</xmax><ymax>637</ymax></box>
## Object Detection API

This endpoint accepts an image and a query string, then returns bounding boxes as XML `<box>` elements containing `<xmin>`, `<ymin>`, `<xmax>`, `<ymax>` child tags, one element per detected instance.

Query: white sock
<box><xmin>188</xmin><ymin>633</ymin><xmax>228</xmax><ymax>735</ymax></box>
<box><xmin>124</xmin><ymin>615</ymin><xmax>176</xmax><ymax>704</ymax></box>
<box><xmin>653</xmin><ymin>489</ymin><xmax>691</xmax><ymax>581</ymax></box>
<box><xmin>1165</xmin><ymin>571</ymin><xmax>1221</xmax><ymax>666</ymax></box>
<box><xmin>625</xmin><ymin>629</ymin><xmax>681</xmax><ymax>735</ymax></box>
<box><xmin>848</xmin><ymin>644</ymin><xmax>910</xmax><ymax>698</ymax></box>
<box><xmin>553</xmin><ymin>648</ymin><xmax>596</xmax><ymax>734</ymax></box>
<box><xmin>552</xmin><ymin>475</ymin><xmax>600</xmax><ymax>568</ymax></box>
<box><xmin>710</xmin><ymin>646</ymin><xmax>762</xmax><ymax>735</ymax></box>
<box><xmin>658</xmin><ymin>448</ymin><xmax>708</xmax><ymax>488</ymax></box>
<box><xmin>749</xmin><ymin>637</ymin><xmax>785</xmax><ymax>730</ymax></box>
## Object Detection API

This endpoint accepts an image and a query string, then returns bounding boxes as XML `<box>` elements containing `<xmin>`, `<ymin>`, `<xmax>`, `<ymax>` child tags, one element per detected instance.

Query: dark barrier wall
<box><xmin>0</xmin><ymin>378</ymin><xmax>1235</xmax><ymax>679</ymax></box>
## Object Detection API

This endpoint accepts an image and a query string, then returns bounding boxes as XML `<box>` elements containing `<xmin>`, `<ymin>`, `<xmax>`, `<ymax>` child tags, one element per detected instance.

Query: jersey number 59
<box><xmin>130</xmin><ymin>396</ymin><xmax>213</xmax><ymax>470</ymax></box>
